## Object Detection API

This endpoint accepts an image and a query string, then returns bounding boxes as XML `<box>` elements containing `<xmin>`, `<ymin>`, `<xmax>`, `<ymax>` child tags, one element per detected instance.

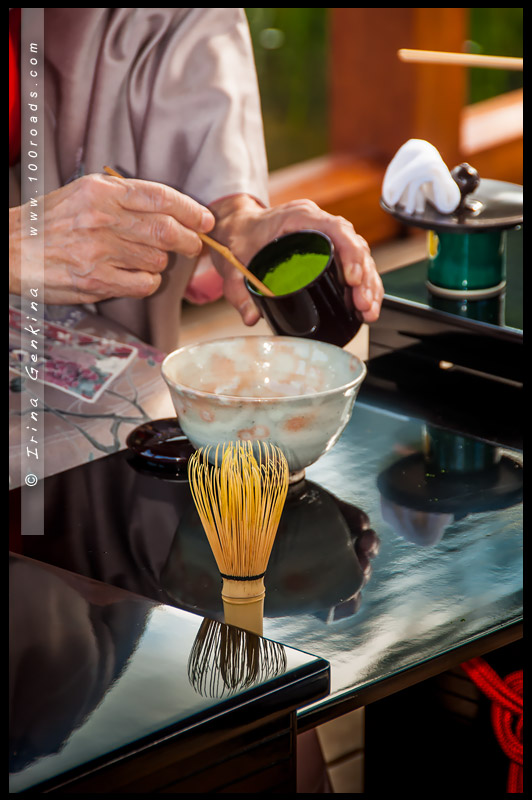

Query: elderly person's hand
<box><xmin>9</xmin><ymin>173</ymin><xmax>215</xmax><ymax>304</ymax></box>
<box><xmin>209</xmin><ymin>195</ymin><xmax>384</xmax><ymax>326</ymax></box>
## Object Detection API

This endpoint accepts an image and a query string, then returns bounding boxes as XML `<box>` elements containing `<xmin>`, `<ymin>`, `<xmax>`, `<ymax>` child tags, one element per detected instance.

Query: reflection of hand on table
<box><xmin>332</xmin><ymin>496</ymin><xmax>381</xmax><ymax>587</ymax></box>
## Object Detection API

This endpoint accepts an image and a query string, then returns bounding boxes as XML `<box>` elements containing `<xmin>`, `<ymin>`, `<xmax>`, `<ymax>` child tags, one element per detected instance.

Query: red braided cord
<box><xmin>508</xmin><ymin>761</ymin><xmax>523</xmax><ymax>794</ymax></box>
<box><xmin>461</xmin><ymin>657</ymin><xmax>523</xmax><ymax>794</ymax></box>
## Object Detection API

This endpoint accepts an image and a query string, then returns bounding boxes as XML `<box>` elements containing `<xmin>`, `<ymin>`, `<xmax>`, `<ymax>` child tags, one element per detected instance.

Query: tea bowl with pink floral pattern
<box><xmin>161</xmin><ymin>335</ymin><xmax>367</xmax><ymax>481</ymax></box>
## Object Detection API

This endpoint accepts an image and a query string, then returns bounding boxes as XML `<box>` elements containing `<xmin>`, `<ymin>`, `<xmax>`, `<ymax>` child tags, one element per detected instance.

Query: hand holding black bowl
<box><xmin>245</xmin><ymin>230</ymin><xmax>364</xmax><ymax>348</ymax></box>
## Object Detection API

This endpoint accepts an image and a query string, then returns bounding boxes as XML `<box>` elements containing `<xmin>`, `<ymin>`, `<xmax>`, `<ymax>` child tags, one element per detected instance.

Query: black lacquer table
<box><xmin>9</xmin><ymin>553</ymin><xmax>329</xmax><ymax>793</ymax></box>
<box><xmin>10</xmin><ymin>231</ymin><xmax>523</xmax><ymax>792</ymax></box>
<box><xmin>11</xmin><ymin>383</ymin><xmax>523</xmax><ymax>707</ymax></box>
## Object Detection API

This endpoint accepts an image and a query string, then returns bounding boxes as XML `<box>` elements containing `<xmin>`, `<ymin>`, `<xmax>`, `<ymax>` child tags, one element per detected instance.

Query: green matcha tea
<box><xmin>261</xmin><ymin>252</ymin><xmax>330</xmax><ymax>295</ymax></box>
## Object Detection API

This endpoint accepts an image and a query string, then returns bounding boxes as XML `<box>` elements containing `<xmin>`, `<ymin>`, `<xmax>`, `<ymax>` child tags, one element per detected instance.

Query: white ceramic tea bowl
<box><xmin>161</xmin><ymin>336</ymin><xmax>367</xmax><ymax>481</ymax></box>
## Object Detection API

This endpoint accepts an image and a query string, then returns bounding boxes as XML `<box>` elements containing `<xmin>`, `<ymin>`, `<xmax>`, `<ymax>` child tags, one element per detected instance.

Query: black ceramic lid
<box><xmin>125</xmin><ymin>418</ymin><xmax>194</xmax><ymax>472</ymax></box>
<box><xmin>380</xmin><ymin>164</ymin><xmax>523</xmax><ymax>232</ymax></box>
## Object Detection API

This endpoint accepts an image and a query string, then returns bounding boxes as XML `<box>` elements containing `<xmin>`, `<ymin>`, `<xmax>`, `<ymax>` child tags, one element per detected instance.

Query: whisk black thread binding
<box><xmin>219</xmin><ymin>572</ymin><xmax>266</xmax><ymax>581</ymax></box>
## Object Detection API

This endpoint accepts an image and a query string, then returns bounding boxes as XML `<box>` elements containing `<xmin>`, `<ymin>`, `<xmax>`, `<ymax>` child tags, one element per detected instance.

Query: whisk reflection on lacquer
<box><xmin>188</xmin><ymin>441</ymin><xmax>289</xmax><ymax>636</ymax></box>
<box><xmin>187</xmin><ymin>618</ymin><xmax>287</xmax><ymax>698</ymax></box>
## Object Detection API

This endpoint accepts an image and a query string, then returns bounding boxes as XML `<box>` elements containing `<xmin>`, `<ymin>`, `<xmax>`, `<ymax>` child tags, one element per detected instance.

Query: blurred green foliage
<box><xmin>246</xmin><ymin>9</ymin><xmax>522</xmax><ymax>171</ymax></box>
<box><xmin>245</xmin><ymin>8</ymin><xmax>328</xmax><ymax>171</ymax></box>
<box><xmin>468</xmin><ymin>8</ymin><xmax>523</xmax><ymax>103</ymax></box>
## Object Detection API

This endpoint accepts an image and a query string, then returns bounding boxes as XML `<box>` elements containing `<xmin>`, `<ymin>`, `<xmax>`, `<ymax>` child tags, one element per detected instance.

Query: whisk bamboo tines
<box><xmin>187</xmin><ymin>618</ymin><xmax>287</xmax><ymax>698</ymax></box>
<box><xmin>188</xmin><ymin>441</ymin><xmax>289</xmax><ymax>635</ymax></box>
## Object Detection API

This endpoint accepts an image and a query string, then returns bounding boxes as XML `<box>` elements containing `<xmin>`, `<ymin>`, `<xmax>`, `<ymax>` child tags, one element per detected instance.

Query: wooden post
<box><xmin>270</xmin><ymin>8</ymin><xmax>520</xmax><ymax>246</ymax></box>
<box><xmin>329</xmin><ymin>8</ymin><xmax>467</xmax><ymax>168</ymax></box>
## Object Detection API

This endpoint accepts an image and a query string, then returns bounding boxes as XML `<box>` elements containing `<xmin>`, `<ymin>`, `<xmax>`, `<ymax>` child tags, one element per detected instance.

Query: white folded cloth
<box><xmin>382</xmin><ymin>139</ymin><xmax>461</xmax><ymax>215</ymax></box>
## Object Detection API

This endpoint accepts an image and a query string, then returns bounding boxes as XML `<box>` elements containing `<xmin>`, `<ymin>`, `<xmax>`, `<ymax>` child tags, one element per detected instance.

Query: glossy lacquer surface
<box><xmin>381</xmin><ymin>227</ymin><xmax>522</xmax><ymax>333</ymax></box>
<box><xmin>9</xmin><ymin>554</ymin><xmax>328</xmax><ymax>792</ymax></box>
<box><xmin>14</xmin><ymin>385</ymin><xmax>523</xmax><ymax>731</ymax></box>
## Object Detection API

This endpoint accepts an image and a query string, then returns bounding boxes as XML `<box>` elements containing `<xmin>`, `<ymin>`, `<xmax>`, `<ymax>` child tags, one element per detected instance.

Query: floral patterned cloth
<box><xmin>9</xmin><ymin>304</ymin><xmax>176</xmax><ymax>488</ymax></box>
<box><xmin>10</xmin><ymin>308</ymin><xmax>140</xmax><ymax>403</ymax></box>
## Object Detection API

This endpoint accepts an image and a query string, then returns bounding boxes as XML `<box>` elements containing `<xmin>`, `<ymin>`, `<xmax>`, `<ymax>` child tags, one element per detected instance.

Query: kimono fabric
<box><xmin>9</xmin><ymin>8</ymin><xmax>269</xmax><ymax>353</ymax></box>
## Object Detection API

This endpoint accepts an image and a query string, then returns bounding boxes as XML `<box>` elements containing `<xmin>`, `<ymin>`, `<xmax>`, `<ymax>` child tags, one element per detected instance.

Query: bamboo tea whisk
<box><xmin>188</xmin><ymin>441</ymin><xmax>289</xmax><ymax>635</ymax></box>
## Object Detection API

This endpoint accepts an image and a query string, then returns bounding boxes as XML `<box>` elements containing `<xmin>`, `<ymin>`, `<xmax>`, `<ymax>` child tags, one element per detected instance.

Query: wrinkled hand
<box><xmin>209</xmin><ymin>195</ymin><xmax>383</xmax><ymax>326</ymax></box>
<box><xmin>9</xmin><ymin>173</ymin><xmax>215</xmax><ymax>304</ymax></box>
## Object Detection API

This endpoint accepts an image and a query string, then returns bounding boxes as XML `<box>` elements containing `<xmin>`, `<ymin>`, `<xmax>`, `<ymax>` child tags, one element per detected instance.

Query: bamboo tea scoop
<box><xmin>103</xmin><ymin>165</ymin><xmax>275</xmax><ymax>297</ymax></box>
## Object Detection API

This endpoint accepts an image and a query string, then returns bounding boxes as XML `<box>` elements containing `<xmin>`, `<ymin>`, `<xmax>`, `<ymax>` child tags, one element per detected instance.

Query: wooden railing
<box><xmin>269</xmin><ymin>8</ymin><xmax>522</xmax><ymax>247</ymax></box>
